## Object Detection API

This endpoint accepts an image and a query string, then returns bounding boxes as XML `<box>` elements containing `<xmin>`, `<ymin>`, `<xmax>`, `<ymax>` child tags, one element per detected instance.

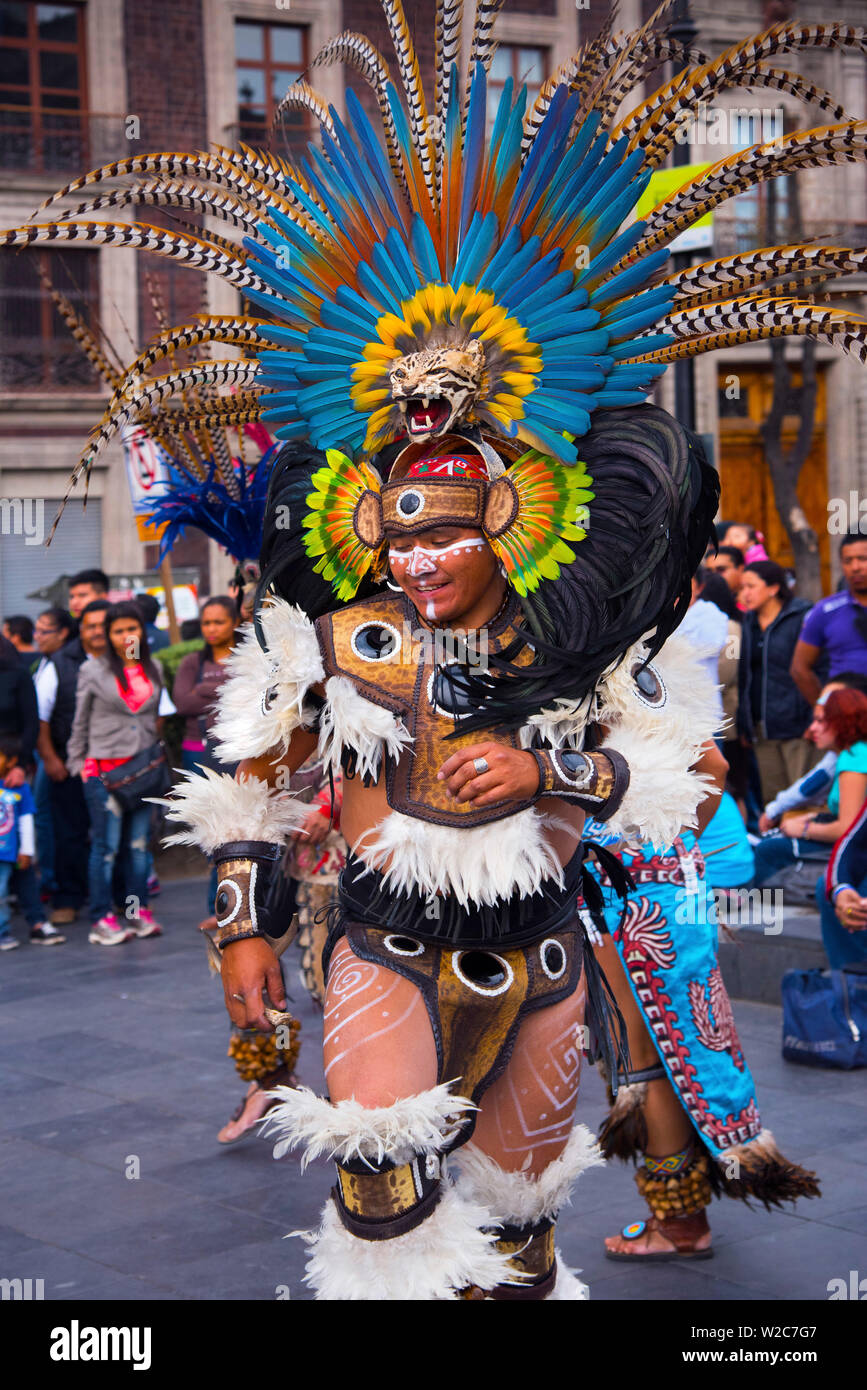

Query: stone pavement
<box><xmin>1</xmin><ymin>877</ymin><xmax>865</xmax><ymax>1302</ymax></box>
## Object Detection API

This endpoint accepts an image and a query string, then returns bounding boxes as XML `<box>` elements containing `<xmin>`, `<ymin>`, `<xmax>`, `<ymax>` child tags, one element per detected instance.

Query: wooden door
<box><xmin>716</xmin><ymin>366</ymin><xmax>830</xmax><ymax>592</ymax></box>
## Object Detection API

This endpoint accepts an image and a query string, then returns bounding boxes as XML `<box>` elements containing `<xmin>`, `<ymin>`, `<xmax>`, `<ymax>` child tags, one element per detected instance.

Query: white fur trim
<box><xmin>519</xmin><ymin>696</ymin><xmax>592</xmax><ymax>751</ymax></box>
<box><xmin>297</xmin><ymin>1184</ymin><xmax>518</xmax><ymax>1301</ymax></box>
<box><xmin>159</xmin><ymin>769</ymin><xmax>307</xmax><ymax>854</ymax></box>
<box><xmin>596</xmin><ymin>635</ymin><xmax>720</xmax><ymax>848</ymax></box>
<box><xmin>355</xmin><ymin>807</ymin><xmax>565</xmax><ymax>908</ymax></box>
<box><xmin>261</xmin><ymin>1082</ymin><xmax>475</xmax><ymax>1167</ymax></box>
<box><xmin>546</xmin><ymin>1254</ymin><xmax>589</xmax><ymax>1300</ymax></box>
<box><xmin>211</xmin><ymin>599</ymin><xmax>324</xmax><ymax>761</ymax></box>
<box><xmin>319</xmin><ymin>675</ymin><xmax>413</xmax><ymax>780</ymax></box>
<box><xmin>455</xmin><ymin>1125</ymin><xmax>604</xmax><ymax>1224</ymax></box>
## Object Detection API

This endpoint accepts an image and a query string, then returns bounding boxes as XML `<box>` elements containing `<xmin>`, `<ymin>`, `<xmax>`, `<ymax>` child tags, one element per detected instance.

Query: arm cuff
<box><xmin>531</xmin><ymin>747</ymin><xmax>630</xmax><ymax>820</ymax></box>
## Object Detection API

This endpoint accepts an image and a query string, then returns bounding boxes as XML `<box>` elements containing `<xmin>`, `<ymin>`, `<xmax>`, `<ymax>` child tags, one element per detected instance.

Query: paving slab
<box><xmin>1</xmin><ymin>875</ymin><xmax>864</xmax><ymax>1303</ymax></box>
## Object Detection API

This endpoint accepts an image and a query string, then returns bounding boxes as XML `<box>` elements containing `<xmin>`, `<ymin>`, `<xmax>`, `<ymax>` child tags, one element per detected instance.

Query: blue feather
<box><xmin>452</xmin><ymin>211</ymin><xmax>499</xmax><ymax>286</ymax></box>
<box><xmin>459</xmin><ymin>63</ymin><xmax>488</xmax><ymax>237</ymax></box>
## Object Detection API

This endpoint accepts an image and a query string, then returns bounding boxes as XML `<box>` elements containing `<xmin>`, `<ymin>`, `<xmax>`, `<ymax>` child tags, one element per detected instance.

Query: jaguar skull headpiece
<box><xmin>388</xmin><ymin>340</ymin><xmax>486</xmax><ymax>442</ymax></box>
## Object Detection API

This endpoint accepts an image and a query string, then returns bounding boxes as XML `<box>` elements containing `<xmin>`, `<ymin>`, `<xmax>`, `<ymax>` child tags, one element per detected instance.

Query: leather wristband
<box><xmin>211</xmin><ymin>840</ymin><xmax>282</xmax><ymax>951</ymax></box>
<box><xmin>530</xmin><ymin>747</ymin><xmax>630</xmax><ymax>821</ymax></box>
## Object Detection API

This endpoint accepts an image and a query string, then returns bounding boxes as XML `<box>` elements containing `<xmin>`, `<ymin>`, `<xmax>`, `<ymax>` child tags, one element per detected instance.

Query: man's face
<box><xmin>842</xmin><ymin>541</ymin><xmax>867</xmax><ymax>595</ymax></box>
<box><xmin>708</xmin><ymin>554</ymin><xmax>743</xmax><ymax>593</ymax></box>
<box><xmin>79</xmin><ymin>611</ymin><xmax>107</xmax><ymax>656</ymax></box>
<box><xmin>34</xmin><ymin>615</ymin><xmax>68</xmax><ymax>655</ymax></box>
<box><xmin>68</xmin><ymin>583</ymin><xmax>103</xmax><ymax>618</ymax></box>
<box><xmin>387</xmin><ymin>525</ymin><xmax>500</xmax><ymax>624</ymax></box>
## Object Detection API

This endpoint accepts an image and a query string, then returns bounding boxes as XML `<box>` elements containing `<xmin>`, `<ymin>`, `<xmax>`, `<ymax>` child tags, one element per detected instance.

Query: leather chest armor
<box><xmin>315</xmin><ymin>592</ymin><xmax>536</xmax><ymax>827</ymax></box>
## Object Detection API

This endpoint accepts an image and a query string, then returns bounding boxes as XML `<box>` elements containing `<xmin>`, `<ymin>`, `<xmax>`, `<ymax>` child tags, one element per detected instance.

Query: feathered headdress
<box><xmin>5</xmin><ymin>0</ymin><xmax>866</xmax><ymax>487</ymax></box>
<box><xmin>5</xmin><ymin>2</ymin><xmax>867</xmax><ymax>717</ymax></box>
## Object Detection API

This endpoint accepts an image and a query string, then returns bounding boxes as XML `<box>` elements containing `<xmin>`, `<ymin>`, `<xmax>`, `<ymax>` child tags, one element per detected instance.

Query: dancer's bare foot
<box><xmin>604</xmin><ymin>1211</ymin><xmax>713</xmax><ymax>1260</ymax></box>
<box><xmin>217</xmin><ymin>1082</ymin><xmax>279</xmax><ymax>1145</ymax></box>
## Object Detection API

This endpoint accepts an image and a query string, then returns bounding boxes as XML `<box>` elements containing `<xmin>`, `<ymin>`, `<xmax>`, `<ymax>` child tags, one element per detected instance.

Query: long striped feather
<box><xmin>270</xmin><ymin>81</ymin><xmax>337</xmax><ymax>143</ymax></box>
<box><xmin>662</xmin><ymin>245</ymin><xmax>867</xmax><ymax>308</ymax></box>
<box><xmin>381</xmin><ymin>0</ymin><xmax>437</xmax><ymax>206</ymax></box>
<box><xmin>312</xmin><ymin>33</ymin><xmax>406</xmax><ymax>195</ymax></box>
<box><xmin>611</xmin><ymin>123</ymin><xmax>867</xmax><ymax>268</ymax></box>
<box><xmin>618</xmin><ymin>21</ymin><xmax>867</xmax><ymax>155</ymax></box>
<box><xmin>0</xmin><ymin>220</ymin><xmax>274</xmax><ymax>291</ymax></box>
<box><xmin>622</xmin><ymin>298</ymin><xmax>867</xmax><ymax>366</ymax></box>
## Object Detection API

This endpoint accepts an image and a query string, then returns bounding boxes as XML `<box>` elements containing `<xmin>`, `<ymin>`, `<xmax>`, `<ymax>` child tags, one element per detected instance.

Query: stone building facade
<box><xmin>1</xmin><ymin>0</ymin><xmax>864</xmax><ymax>612</ymax></box>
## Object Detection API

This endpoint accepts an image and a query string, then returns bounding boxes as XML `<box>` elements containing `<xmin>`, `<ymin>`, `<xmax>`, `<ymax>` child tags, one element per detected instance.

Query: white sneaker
<box><xmin>88</xmin><ymin>914</ymin><xmax>134</xmax><ymax>946</ymax></box>
<box><xmin>30</xmin><ymin>922</ymin><xmax>66</xmax><ymax>946</ymax></box>
<box><xmin>0</xmin><ymin>935</ymin><xmax>20</xmax><ymax>951</ymax></box>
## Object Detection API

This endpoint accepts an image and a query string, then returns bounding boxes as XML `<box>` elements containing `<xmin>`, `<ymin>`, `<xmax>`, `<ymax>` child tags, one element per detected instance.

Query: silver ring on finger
<box><xmin>473</xmin><ymin>756</ymin><xmax>489</xmax><ymax>775</ymax></box>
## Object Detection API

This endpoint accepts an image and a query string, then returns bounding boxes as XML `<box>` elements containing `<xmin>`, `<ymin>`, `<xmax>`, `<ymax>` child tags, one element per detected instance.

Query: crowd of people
<box><xmin>691</xmin><ymin>523</ymin><xmax>867</xmax><ymax>969</ymax></box>
<box><xmin>3</xmin><ymin>540</ymin><xmax>867</xmax><ymax>974</ymax></box>
<box><xmin>0</xmin><ymin>568</ymin><xmax>250</xmax><ymax>952</ymax></box>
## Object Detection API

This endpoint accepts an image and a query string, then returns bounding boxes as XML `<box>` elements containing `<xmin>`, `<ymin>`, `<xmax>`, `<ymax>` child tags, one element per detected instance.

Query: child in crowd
<box><xmin>0</xmin><ymin>735</ymin><xmax>46</xmax><ymax>951</ymax></box>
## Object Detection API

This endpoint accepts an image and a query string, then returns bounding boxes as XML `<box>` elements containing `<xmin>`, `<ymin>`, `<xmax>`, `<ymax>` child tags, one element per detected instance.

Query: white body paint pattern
<box><xmin>323</xmin><ymin>938</ymin><xmax>426</xmax><ymax>1081</ymax></box>
<box><xmin>388</xmin><ymin>538</ymin><xmax>488</xmax><ymax>575</ymax></box>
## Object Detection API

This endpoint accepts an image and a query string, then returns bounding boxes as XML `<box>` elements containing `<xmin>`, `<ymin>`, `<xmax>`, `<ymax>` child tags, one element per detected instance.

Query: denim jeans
<box><xmin>815</xmin><ymin>875</ymin><xmax>867</xmax><ymax>969</ymax></box>
<box><xmin>0</xmin><ymin>859</ymin><xmax>13</xmax><ymax>936</ymax></box>
<box><xmin>752</xmin><ymin>830</ymin><xmax>830</xmax><ymax>887</ymax></box>
<box><xmin>12</xmin><ymin>863</ymin><xmax>44</xmax><ymax>927</ymax></box>
<box><xmin>33</xmin><ymin>758</ymin><xmax>56</xmax><ymax>894</ymax></box>
<box><xmin>49</xmin><ymin>772</ymin><xmax>89</xmax><ymax>909</ymax></box>
<box><xmin>82</xmin><ymin>777</ymin><xmax>151</xmax><ymax>923</ymax></box>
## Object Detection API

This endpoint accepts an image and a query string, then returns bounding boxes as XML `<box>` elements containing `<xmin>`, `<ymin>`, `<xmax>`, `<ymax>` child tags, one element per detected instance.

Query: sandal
<box><xmin>217</xmin><ymin>1081</ymin><xmax>285</xmax><ymax>1146</ymax></box>
<box><xmin>604</xmin><ymin>1212</ymin><xmax>713</xmax><ymax>1262</ymax></box>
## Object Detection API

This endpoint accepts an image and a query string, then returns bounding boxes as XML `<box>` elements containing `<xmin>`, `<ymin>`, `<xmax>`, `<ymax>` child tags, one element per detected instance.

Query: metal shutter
<box><xmin>0</xmin><ymin>499</ymin><xmax>102</xmax><ymax>618</ymax></box>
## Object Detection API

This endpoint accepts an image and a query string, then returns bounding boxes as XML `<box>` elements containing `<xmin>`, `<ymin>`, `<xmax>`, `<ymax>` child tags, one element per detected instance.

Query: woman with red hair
<box><xmin>752</xmin><ymin>687</ymin><xmax>867</xmax><ymax>886</ymax></box>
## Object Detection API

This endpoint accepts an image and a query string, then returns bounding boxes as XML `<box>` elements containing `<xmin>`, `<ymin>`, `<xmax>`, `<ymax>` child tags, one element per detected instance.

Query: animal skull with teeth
<box><xmin>388</xmin><ymin>340</ymin><xmax>486</xmax><ymax>441</ymax></box>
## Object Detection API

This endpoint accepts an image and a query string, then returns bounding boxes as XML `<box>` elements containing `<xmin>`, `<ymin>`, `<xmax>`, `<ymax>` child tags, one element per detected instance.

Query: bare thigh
<box><xmin>323</xmin><ymin>937</ymin><xmax>437</xmax><ymax>1107</ymax></box>
<box><xmin>470</xmin><ymin>977</ymin><xmax>586</xmax><ymax>1177</ymax></box>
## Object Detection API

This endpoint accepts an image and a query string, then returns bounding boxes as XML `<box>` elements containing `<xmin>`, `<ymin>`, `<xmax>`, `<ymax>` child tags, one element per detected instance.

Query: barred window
<box><xmin>487</xmin><ymin>43</ymin><xmax>547</xmax><ymax>126</ymax></box>
<box><xmin>235</xmin><ymin>19</ymin><xmax>309</xmax><ymax>156</ymax></box>
<box><xmin>0</xmin><ymin>249</ymin><xmax>101</xmax><ymax>391</ymax></box>
<box><xmin>0</xmin><ymin>1</ymin><xmax>88</xmax><ymax>172</ymax></box>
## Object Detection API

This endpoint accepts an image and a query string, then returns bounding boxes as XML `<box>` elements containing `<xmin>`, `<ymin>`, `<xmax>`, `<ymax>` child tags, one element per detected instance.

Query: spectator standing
<box><xmin>172</xmin><ymin>597</ymin><xmax>240</xmax><ymax>921</ymax></box>
<box><xmin>737</xmin><ymin>560</ymin><xmax>814</xmax><ymax>805</ymax></box>
<box><xmin>721</xmin><ymin>523</ymin><xmax>769</xmax><ymax>564</ymax></box>
<box><xmin>823</xmin><ymin>798</ymin><xmax>867</xmax><ymax>968</ymax></box>
<box><xmin>0</xmin><ymin>634</ymin><xmax>37</xmax><ymax>769</ymax></box>
<box><xmin>792</xmin><ymin>533</ymin><xmax>867</xmax><ymax>702</ymax></box>
<box><xmin>37</xmin><ymin>600</ymin><xmax>110</xmax><ymax>926</ymax></box>
<box><xmin>753</xmin><ymin>688</ymin><xmax>867</xmax><ymax>887</ymax></box>
<box><xmin>0</xmin><ymin>736</ymin><xmax>36</xmax><ymax>952</ymax></box>
<box><xmin>707</xmin><ymin>545</ymin><xmax>745</xmax><ymax>602</ymax></box>
<box><xmin>67</xmin><ymin>602</ymin><xmax>172</xmax><ymax>946</ymax></box>
<box><xmin>134</xmin><ymin>592</ymin><xmax>170</xmax><ymax>653</ymax></box>
<box><xmin>67</xmin><ymin>568</ymin><xmax>108</xmax><ymax>620</ymax></box>
<box><xmin>676</xmin><ymin>568</ymin><xmax>729</xmax><ymax>732</ymax></box>
<box><xmin>32</xmin><ymin>607</ymin><xmax>76</xmax><ymax>901</ymax></box>
<box><xmin>3</xmin><ymin>617</ymin><xmax>37</xmax><ymax>670</ymax></box>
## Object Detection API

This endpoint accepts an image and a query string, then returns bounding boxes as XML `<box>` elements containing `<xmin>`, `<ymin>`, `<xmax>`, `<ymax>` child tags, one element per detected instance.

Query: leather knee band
<box><xmin>343</xmin><ymin>922</ymin><xmax>583</xmax><ymax>1147</ymax></box>
<box><xmin>636</xmin><ymin>1144</ymin><xmax>713</xmax><ymax>1219</ymax></box>
<box><xmin>332</xmin><ymin>1152</ymin><xmax>443</xmax><ymax>1240</ymax></box>
<box><xmin>488</xmin><ymin>1220</ymin><xmax>557</xmax><ymax>1301</ymax></box>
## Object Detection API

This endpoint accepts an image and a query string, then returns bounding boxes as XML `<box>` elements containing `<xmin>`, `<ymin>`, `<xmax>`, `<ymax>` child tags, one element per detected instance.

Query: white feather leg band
<box><xmin>454</xmin><ymin>1124</ymin><xmax>604</xmax><ymax>1224</ymax></box>
<box><xmin>298</xmin><ymin>1185</ymin><xmax>518</xmax><ymax>1301</ymax></box>
<box><xmin>211</xmin><ymin>599</ymin><xmax>324</xmax><ymax>762</ymax></box>
<box><xmin>261</xmin><ymin>1082</ymin><xmax>476</xmax><ymax>1168</ymax></box>
<box><xmin>159</xmin><ymin>769</ymin><xmax>307</xmax><ymax>855</ymax></box>
<box><xmin>318</xmin><ymin>675</ymin><xmax>413</xmax><ymax>781</ymax></box>
<box><xmin>355</xmin><ymin>807</ymin><xmax>565</xmax><ymax>908</ymax></box>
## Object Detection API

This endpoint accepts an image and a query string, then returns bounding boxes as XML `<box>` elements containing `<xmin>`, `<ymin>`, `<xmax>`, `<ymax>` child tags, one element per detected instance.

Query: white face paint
<box><xmin>388</xmin><ymin>537</ymin><xmax>487</xmax><ymax>577</ymax></box>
